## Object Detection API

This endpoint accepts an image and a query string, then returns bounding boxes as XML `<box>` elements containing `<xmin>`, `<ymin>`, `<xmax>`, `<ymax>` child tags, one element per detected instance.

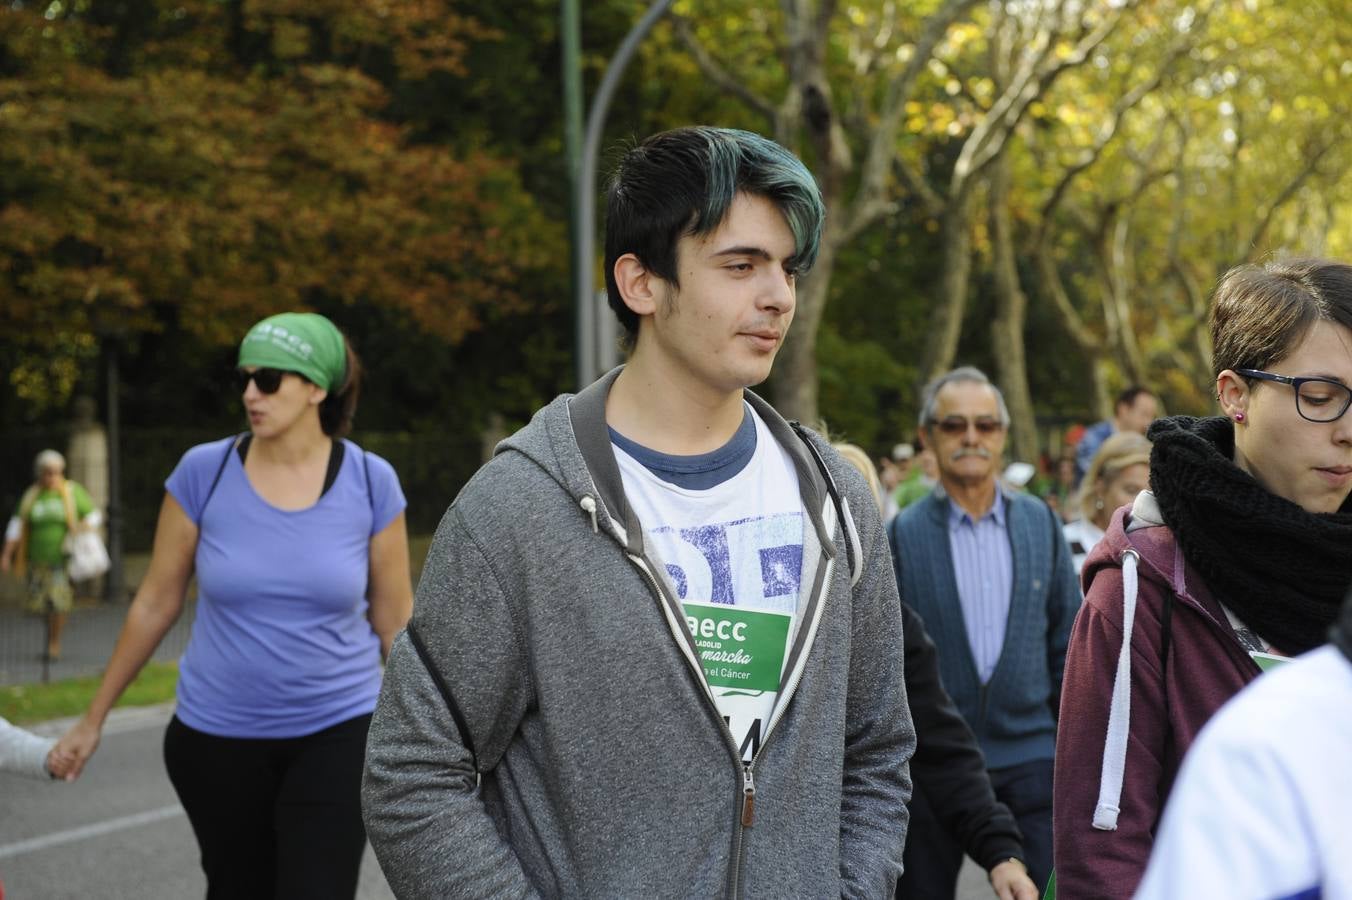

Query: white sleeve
<box><xmin>5</xmin><ymin>516</ymin><xmax>21</xmax><ymax>543</ymax></box>
<box><xmin>0</xmin><ymin>716</ymin><xmax>54</xmax><ymax>779</ymax></box>
<box><xmin>1134</xmin><ymin>709</ymin><xmax>1320</xmax><ymax>900</ymax></box>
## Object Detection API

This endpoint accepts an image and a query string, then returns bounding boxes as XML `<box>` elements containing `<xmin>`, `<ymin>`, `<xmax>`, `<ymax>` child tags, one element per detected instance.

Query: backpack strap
<box><xmin>17</xmin><ymin>484</ymin><xmax>40</xmax><ymax>520</ymax></box>
<box><xmin>1093</xmin><ymin>548</ymin><xmax>1140</xmax><ymax>830</ymax></box>
<box><xmin>362</xmin><ymin>447</ymin><xmax>375</xmax><ymax>515</ymax></box>
<box><xmin>1160</xmin><ymin>588</ymin><xmax>1174</xmax><ymax>682</ymax></box>
<box><xmin>405</xmin><ymin>620</ymin><xmax>479</xmax><ymax>773</ymax></box>
<box><xmin>788</xmin><ymin>422</ymin><xmax>862</xmax><ymax>585</ymax></box>
<box><xmin>58</xmin><ymin>480</ymin><xmax>78</xmax><ymax>532</ymax></box>
<box><xmin>201</xmin><ymin>434</ymin><xmax>245</xmax><ymax>518</ymax></box>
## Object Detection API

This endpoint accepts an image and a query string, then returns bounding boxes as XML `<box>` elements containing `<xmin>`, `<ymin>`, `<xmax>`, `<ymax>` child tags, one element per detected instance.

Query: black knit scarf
<box><xmin>1147</xmin><ymin>415</ymin><xmax>1352</xmax><ymax>655</ymax></box>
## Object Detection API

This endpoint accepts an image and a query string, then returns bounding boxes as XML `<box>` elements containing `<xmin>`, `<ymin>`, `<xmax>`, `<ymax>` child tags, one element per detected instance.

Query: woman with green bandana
<box><xmin>1</xmin><ymin>449</ymin><xmax>99</xmax><ymax>661</ymax></box>
<box><xmin>53</xmin><ymin>312</ymin><xmax>414</xmax><ymax>898</ymax></box>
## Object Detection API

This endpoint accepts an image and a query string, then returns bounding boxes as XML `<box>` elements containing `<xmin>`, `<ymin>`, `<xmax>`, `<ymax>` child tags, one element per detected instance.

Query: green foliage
<box><xmin>0</xmin><ymin>661</ymin><xmax>179</xmax><ymax>725</ymax></box>
<box><xmin>7</xmin><ymin>0</ymin><xmax>1352</xmax><ymax>477</ymax></box>
<box><xmin>0</xmin><ymin>0</ymin><xmax>567</xmax><ymax>430</ymax></box>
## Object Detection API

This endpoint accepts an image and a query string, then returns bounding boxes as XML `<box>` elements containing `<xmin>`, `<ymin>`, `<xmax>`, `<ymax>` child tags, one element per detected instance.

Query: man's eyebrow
<box><xmin>708</xmin><ymin>245</ymin><xmax>774</xmax><ymax>260</ymax></box>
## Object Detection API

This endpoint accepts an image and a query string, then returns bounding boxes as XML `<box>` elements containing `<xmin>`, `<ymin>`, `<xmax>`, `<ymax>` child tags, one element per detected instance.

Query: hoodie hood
<box><xmin>1082</xmin><ymin>491</ymin><xmax>1196</xmax><ymax>611</ymax></box>
<box><xmin>493</xmin><ymin>366</ymin><xmax>842</xmax><ymax>567</ymax></box>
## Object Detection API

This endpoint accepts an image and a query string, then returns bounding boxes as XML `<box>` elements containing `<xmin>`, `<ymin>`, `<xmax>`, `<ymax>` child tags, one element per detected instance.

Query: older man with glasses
<box><xmin>887</xmin><ymin>366</ymin><xmax>1082</xmax><ymax>899</ymax></box>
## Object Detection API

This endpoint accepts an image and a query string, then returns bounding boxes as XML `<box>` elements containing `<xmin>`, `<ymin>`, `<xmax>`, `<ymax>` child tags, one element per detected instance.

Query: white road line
<box><xmin>0</xmin><ymin>805</ymin><xmax>185</xmax><ymax>860</ymax></box>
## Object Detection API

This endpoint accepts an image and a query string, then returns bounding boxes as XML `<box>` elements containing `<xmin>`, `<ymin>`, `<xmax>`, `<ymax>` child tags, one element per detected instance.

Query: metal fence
<box><xmin>3</xmin><ymin>425</ymin><xmax>484</xmax><ymax>553</ymax></box>
<box><xmin>0</xmin><ymin>592</ymin><xmax>196</xmax><ymax>687</ymax></box>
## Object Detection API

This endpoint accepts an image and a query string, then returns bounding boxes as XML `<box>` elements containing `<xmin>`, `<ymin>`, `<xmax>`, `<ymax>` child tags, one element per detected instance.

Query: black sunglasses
<box><xmin>931</xmin><ymin>416</ymin><xmax>1004</xmax><ymax>436</ymax></box>
<box><xmin>234</xmin><ymin>367</ymin><xmax>291</xmax><ymax>394</ymax></box>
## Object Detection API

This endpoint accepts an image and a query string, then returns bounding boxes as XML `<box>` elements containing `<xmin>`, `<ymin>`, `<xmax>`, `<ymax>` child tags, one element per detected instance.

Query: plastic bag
<box><xmin>64</xmin><ymin>529</ymin><xmax>111</xmax><ymax>582</ymax></box>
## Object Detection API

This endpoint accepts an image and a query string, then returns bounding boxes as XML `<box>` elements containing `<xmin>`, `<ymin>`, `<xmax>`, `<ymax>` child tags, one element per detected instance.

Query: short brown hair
<box><xmin>1211</xmin><ymin>257</ymin><xmax>1352</xmax><ymax>379</ymax></box>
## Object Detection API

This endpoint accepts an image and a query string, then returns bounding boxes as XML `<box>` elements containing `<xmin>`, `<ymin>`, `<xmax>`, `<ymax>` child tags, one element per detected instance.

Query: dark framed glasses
<box><xmin>931</xmin><ymin>416</ymin><xmax>1005</xmax><ymax>436</ymax></box>
<box><xmin>1236</xmin><ymin>368</ymin><xmax>1352</xmax><ymax>423</ymax></box>
<box><xmin>234</xmin><ymin>367</ymin><xmax>289</xmax><ymax>394</ymax></box>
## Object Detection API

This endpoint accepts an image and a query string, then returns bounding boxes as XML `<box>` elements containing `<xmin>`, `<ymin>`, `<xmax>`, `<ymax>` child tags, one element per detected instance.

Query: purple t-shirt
<box><xmin>166</xmin><ymin>436</ymin><xmax>406</xmax><ymax>738</ymax></box>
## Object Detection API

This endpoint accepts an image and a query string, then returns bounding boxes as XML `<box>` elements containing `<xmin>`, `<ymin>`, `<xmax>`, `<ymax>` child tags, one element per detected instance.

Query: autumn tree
<box><xmin>0</xmin><ymin>0</ymin><xmax>563</xmax><ymax>422</ymax></box>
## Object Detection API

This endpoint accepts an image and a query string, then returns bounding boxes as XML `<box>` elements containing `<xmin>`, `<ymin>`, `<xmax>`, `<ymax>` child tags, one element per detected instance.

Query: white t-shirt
<box><xmin>613</xmin><ymin>407</ymin><xmax>804</xmax><ymax>763</ymax></box>
<box><xmin>1062</xmin><ymin>517</ymin><xmax>1105</xmax><ymax>575</ymax></box>
<box><xmin>1135</xmin><ymin>645</ymin><xmax>1352</xmax><ymax>900</ymax></box>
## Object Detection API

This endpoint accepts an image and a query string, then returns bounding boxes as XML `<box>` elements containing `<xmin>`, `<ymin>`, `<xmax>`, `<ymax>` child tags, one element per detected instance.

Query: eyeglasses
<box><xmin>1236</xmin><ymin>368</ymin><xmax>1352</xmax><ymax>423</ymax></box>
<box><xmin>931</xmin><ymin>416</ymin><xmax>1005</xmax><ymax>436</ymax></box>
<box><xmin>234</xmin><ymin>368</ymin><xmax>291</xmax><ymax>394</ymax></box>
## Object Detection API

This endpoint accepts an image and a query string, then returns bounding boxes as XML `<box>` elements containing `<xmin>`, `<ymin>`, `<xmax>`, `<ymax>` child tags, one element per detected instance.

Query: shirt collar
<box><xmin>946</xmin><ymin>485</ymin><xmax>1006</xmax><ymax>529</ymax></box>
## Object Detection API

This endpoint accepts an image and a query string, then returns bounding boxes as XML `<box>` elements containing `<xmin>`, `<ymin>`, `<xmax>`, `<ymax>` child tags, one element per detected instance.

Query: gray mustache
<box><xmin>951</xmin><ymin>448</ymin><xmax>992</xmax><ymax>461</ymax></box>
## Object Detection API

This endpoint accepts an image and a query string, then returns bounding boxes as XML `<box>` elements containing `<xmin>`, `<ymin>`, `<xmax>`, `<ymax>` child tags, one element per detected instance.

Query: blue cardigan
<box><xmin>887</xmin><ymin>488</ymin><xmax>1081</xmax><ymax>769</ymax></box>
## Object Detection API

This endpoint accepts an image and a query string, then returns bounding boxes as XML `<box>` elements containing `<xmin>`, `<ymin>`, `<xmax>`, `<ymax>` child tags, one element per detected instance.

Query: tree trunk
<box><xmin>919</xmin><ymin>193</ymin><xmax>976</xmax><ymax>386</ymax></box>
<box><xmin>988</xmin><ymin>154</ymin><xmax>1038</xmax><ymax>464</ymax></box>
<box><xmin>770</xmin><ymin>230</ymin><xmax>839</xmax><ymax>425</ymax></box>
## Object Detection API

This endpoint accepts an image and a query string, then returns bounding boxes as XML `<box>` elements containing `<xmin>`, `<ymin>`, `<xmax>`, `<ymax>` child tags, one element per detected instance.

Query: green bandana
<box><xmin>238</xmin><ymin>313</ymin><xmax>347</xmax><ymax>391</ymax></box>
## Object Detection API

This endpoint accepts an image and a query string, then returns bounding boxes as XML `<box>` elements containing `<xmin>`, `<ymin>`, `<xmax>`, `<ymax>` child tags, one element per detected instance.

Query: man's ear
<box><xmin>1216</xmin><ymin>369</ymin><xmax>1249</xmax><ymax>419</ymax></box>
<box><xmin>613</xmin><ymin>253</ymin><xmax>663</xmax><ymax>318</ymax></box>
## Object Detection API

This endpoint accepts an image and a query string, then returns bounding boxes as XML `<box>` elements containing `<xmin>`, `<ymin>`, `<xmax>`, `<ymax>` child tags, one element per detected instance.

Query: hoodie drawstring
<box><xmin>580</xmin><ymin>495</ymin><xmax>598</xmax><ymax>534</ymax></box>
<box><xmin>1093</xmin><ymin>548</ymin><xmax>1140</xmax><ymax>830</ymax></box>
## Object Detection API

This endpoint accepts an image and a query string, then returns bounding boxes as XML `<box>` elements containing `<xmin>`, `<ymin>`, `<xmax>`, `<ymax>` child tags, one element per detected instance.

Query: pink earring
<box><xmin>1235</xmin><ymin>411</ymin><xmax>1246</xmax><ymax>423</ymax></box>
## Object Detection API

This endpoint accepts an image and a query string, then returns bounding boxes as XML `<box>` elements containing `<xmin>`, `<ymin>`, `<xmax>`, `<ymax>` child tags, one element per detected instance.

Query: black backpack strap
<box><xmin>405</xmin><ymin>620</ymin><xmax>479</xmax><ymax>772</ymax></box>
<box><xmin>201</xmin><ymin>434</ymin><xmax>246</xmax><ymax>517</ymax></box>
<box><xmin>362</xmin><ymin>447</ymin><xmax>375</xmax><ymax>514</ymax></box>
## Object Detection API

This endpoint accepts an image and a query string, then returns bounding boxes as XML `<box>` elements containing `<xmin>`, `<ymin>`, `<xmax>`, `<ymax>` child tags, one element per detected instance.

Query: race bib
<box><xmin>684</xmin><ymin>601</ymin><xmax>791</xmax><ymax>761</ymax></box>
<box><xmin>684</xmin><ymin>602</ymin><xmax>791</xmax><ymax>692</ymax></box>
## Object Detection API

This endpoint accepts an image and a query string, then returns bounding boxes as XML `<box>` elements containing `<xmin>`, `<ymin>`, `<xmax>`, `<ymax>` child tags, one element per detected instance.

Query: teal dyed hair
<box><xmin>604</xmin><ymin>127</ymin><xmax>826</xmax><ymax>347</ymax></box>
<box><xmin>688</xmin><ymin>128</ymin><xmax>825</xmax><ymax>269</ymax></box>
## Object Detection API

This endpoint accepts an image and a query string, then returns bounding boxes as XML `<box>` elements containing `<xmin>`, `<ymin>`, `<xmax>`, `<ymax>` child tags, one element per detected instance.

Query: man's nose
<box><xmin>759</xmin><ymin>270</ymin><xmax>795</xmax><ymax>313</ymax></box>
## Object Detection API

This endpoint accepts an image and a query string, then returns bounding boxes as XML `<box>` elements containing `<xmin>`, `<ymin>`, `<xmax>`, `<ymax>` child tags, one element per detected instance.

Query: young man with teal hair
<box><xmin>363</xmin><ymin>126</ymin><xmax>916</xmax><ymax>897</ymax></box>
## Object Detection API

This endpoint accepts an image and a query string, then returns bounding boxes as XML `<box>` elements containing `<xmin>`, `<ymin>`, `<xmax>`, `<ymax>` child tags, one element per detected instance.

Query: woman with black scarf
<box><xmin>1052</xmin><ymin>257</ymin><xmax>1352</xmax><ymax>900</ymax></box>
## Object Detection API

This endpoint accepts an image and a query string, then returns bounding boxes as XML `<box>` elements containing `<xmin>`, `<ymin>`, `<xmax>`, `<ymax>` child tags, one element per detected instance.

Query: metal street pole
<box><xmin>104</xmin><ymin>339</ymin><xmax>123</xmax><ymax>603</ymax></box>
<box><xmin>561</xmin><ymin>0</ymin><xmax>589</xmax><ymax>393</ymax></box>
<box><xmin>572</xmin><ymin>0</ymin><xmax>675</xmax><ymax>390</ymax></box>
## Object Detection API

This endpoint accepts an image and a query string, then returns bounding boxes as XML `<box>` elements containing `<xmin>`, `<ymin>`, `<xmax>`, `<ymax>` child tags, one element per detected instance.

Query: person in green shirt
<box><xmin>893</xmin><ymin>446</ymin><xmax>939</xmax><ymax>511</ymax></box>
<box><xmin>1</xmin><ymin>449</ymin><xmax>96</xmax><ymax>661</ymax></box>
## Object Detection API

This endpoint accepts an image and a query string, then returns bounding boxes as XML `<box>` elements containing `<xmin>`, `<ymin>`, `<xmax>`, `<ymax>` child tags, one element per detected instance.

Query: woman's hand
<box><xmin>52</xmin><ymin>717</ymin><xmax>102</xmax><ymax>782</ymax></box>
<box><xmin>45</xmin><ymin>742</ymin><xmax>78</xmax><ymax>781</ymax></box>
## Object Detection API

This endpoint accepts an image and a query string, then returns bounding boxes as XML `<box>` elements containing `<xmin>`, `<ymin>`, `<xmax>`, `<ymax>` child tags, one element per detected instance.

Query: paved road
<box><xmin>3</xmin><ymin>708</ymin><xmax>993</xmax><ymax>900</ymax></box>
<box><xmin>0</xmin><ymin>704</ymin><xmax>393</xmax><ymax>900</ymax></box>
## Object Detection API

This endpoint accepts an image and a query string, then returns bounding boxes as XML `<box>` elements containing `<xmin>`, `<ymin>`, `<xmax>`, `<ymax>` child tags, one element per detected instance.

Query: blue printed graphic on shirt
<box><xmin>649</xmin><ymin>512</ymin><xmax>803</xmax><ymax>616</ymax></box>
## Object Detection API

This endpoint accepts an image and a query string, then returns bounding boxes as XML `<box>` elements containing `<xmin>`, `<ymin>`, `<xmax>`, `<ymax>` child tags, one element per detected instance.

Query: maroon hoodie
<box><xmin>1052</xmin><ymin>496</ymin><xmax>1261</xmax><ymax>900</ymax></box>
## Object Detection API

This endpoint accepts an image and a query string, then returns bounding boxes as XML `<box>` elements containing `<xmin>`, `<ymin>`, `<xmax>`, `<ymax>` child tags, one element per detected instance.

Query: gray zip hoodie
<box><xmin>362</xmin><ymin>370</ymin><xmax>915</xmax><ymax>898</ymax></box>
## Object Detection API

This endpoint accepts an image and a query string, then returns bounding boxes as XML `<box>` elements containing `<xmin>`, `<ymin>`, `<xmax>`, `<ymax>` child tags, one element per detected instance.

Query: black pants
<box><xmin>897</xmin><ymin>756</ymin><xmax>1054</xmax><ymax>898</ymax></box>
<box><xmin>163</xmin><ymin>713</ymin><xmax>371</xmax><ymax>900</ymax></box>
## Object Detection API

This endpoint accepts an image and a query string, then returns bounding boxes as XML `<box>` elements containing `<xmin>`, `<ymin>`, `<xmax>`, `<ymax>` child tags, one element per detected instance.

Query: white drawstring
<box><xmin>1093</xmin><ymin>549</ymin><xmax>1139</xmax><ymax>830</ymax></box>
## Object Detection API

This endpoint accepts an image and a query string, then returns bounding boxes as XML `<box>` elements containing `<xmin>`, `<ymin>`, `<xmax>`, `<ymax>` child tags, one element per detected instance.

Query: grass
<box><xmin>0</xmin><ymin>661</ymin><xmax>179</xmax><ymax>726</ymax></box>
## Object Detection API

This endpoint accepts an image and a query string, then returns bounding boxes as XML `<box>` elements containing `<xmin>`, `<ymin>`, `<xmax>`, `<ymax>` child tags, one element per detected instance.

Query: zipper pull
<box><xmin>579</xmin><ymin>495</ymin><xmax>598</xmax><ymax>533</ymax></box>
<box><xmin>741</xmin><ymin>766</ymin><xmax>756</xmax><ymax>827</ymax></box>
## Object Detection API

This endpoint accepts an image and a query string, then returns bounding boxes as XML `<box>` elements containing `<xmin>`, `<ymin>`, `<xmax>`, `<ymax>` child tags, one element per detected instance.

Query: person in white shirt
<box><xmin>1062</xmin><ymin>432</ymin><xmax>1151</xmax><ymax>574</ymax></box>
<box><xmin>1135</xmin><ymin>589</ymin><xmax>1352</xmax><ymax>900</ymax></box>
<box><xmin>1</xmin><ymin>715</ymin><xmax>71</xmax><ymax>780</ymax></box>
